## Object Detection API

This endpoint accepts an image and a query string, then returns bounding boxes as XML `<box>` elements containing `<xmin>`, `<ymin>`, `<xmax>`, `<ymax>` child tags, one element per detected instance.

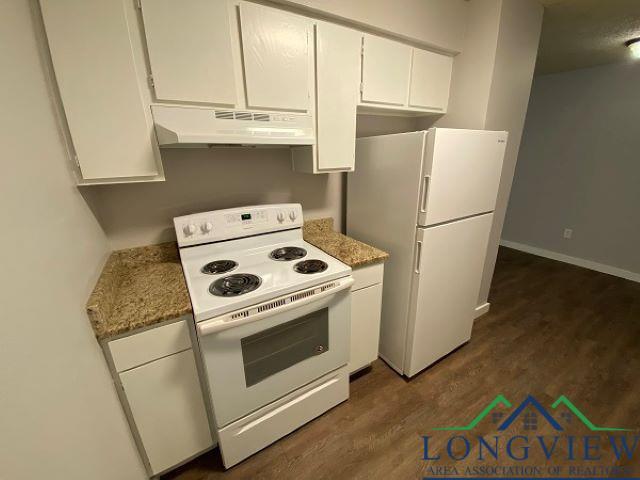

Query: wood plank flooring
<box><xmin>163</xmin><ymin>247</ymin><xmax>640</xmax><ymax>479</ymax></box>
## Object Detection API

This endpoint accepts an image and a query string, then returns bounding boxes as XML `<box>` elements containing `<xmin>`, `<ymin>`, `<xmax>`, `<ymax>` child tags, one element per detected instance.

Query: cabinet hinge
<box><xmin>135</xmin><ymin>0</ymin><xmax>142</xmax><ymax>9</ymax></box>
<box><xmin>147</xmin><ymin>74</ymin><xmax>154</xmax><ymax>88</ymax></box>
<box><xmin>359</xmin><ymin>82</ymin><xmax>364</xmax><ymax>94</ymax></box>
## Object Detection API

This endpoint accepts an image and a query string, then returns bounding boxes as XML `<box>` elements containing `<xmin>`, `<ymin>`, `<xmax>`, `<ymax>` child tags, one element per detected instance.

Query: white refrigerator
<box><xmin>347</xmin><ymin>128</ymin><xmax>507</xmax><ymax>377</ymax></box>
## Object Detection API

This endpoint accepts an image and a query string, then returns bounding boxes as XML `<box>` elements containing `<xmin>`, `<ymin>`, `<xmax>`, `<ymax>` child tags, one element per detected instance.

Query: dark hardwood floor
<box><xmin>164</xmin><ymin>247</ymin><xmax>640</xmax><ymax>479</ymax></box>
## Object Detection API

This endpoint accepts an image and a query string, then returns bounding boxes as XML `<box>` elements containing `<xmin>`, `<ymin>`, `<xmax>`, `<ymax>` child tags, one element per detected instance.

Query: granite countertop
<box><xmin>303</xmin><ymin>218</ymin><xmax>389</xmax><ymax>268</ymax></box>
<box><xmin>86</xmin><ymin>242</ymin><xmax>192</xmax><ymax>341</ymax></box>
<box><xmin>87</xmin><ymin>219</ymin><xmax>387</xmax><ymax>340</ymax></box>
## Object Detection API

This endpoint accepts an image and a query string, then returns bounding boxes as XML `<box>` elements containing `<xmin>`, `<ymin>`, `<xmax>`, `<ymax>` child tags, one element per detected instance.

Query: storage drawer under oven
<box><xmin>218</xmin><ymin>367</ymin><xmax>348</xmax><ymax>467</ymax></box>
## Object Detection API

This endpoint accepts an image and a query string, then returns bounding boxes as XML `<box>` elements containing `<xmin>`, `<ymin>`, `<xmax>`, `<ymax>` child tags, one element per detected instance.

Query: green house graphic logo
<box><xmin>433</xmin><ymin>394</ymin><xmax>631</xmax><ymax>432</ymax></box>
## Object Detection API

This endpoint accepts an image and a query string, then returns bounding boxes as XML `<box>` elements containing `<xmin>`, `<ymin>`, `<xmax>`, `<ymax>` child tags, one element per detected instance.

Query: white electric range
<box><xmin>174</xmin><ymin>204</ymin><xmax>353</xmax><ymax>468</ymax></box>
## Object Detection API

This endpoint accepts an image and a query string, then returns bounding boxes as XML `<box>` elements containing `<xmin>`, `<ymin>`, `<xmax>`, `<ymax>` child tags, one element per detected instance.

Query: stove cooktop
<box><xmin>179</xmin><ymin>230</ymin><xmax>351</xmax><ymax>322</ymax></box>
<box><xmin>269</xmin><ymin>246</ymin><xmax>307</xmax><ymax>261</ymax></box>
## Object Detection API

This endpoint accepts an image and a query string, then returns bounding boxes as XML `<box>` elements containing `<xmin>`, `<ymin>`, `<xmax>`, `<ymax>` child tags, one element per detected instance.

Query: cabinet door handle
<box><xmin>420</xmin><ymin>176</ymin><xmax>430</xmax><ymax>213</ymax></box>
<box><xmin>415</xmin><ymin>241</ymin><xmax>423</xmax><ymax>274</ymax></box>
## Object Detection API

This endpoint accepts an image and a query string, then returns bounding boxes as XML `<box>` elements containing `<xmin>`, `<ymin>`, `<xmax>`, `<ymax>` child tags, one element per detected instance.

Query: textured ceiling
<box><xmin>535</xmin><ymin>0</ymin><xmax>640</xmax><ymax>74</ymax></box>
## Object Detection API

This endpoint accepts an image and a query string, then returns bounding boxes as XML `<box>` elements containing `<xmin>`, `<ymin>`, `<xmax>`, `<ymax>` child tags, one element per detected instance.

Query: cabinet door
<box><xmin>140</xmin><ymin>0</ymin><xmax>237</xmax><ymax>105</ymax></box>
<box><xmin>120</xmin><ymin>350</ymin><xmax>212</xmax><ymax>475</ymax></box>
<box><xmin>349</xmin><ymin>283</ymin><xmax>383</xmax><ymax>374</ymax></box>
<box><xmin>409</xmin><ymin>49</ymin><xmax>453</xmax><ymax>111</ymax></box>
<box><xmin>40</xmin><ymin>0</ymin><xmax>160</xmax><ymax>180</ymax></box>
<box><xmin>315</xmin><ymin>23</ymin><xmax>360</xmax><ymax>171</ymax></box>
<box><xmin>361</xmin><ymin>35</ymin><xmax>412</xmax><ymax>106</ymax></box>
<box><xmin>239</xmin><ymin>2</ymin><xmax>311</xmax><ymax>111</ymax></box>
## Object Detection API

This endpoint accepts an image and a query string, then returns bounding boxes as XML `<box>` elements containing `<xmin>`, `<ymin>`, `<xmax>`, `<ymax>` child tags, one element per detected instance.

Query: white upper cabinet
<box><xmin>40</xmin><ymin>0</ymin><xmax>162</xmax><ymax>182</ymax></box>
<box><xmin>408</xmin><ymin>49</ymin><xmax>453</xmax><ymax>112</ymax></box>
<box><xmin>140</xmin><ymin>0</ymin><xmax>237</xmax><ymax>106</ymax></box>
<box><xmin>238</xmin><ymin>2</ymin><xmax>311</xmax><ymax>112</ymax></box>
<box><xmin>315</xmin><ymin>22</ymin><xmax>361</xmax><ymax>171</ymax></box>
<box><xmin>292</xmin><ymin>22</ymin><xmax>360</xmax><ymax>173</ymax></box>
<box><xmin>361</xmin><ymin>35</ymin><xmax>412</xmax><ymax>106</ymax></box>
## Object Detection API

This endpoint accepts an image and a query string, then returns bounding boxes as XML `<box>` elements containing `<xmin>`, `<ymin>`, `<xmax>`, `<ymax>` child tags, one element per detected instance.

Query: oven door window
<box><xmin>241</xmin><ymin>308</ymin><xmax>329</xmax><ymax>387</ymax></box>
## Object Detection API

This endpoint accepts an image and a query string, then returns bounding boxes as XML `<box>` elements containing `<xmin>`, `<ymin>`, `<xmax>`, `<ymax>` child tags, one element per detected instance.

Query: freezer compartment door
<box><xmin>405</xmin><ymin>213</ymin><xmax>493</xmax><ymax>377</ymax></box>
<box><xmin>418</xmin><ymin>129</ymin><xmax>507</xmax><ymax>226</ymax></box>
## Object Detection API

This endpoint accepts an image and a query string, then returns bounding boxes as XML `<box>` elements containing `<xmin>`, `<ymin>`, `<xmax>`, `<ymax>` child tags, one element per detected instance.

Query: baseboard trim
<box><xmin>474</xmin><ymin>302</ymin><xmax>491</xmax><ymax>318</ymax></box>
<box><xmin>500</xmin><ymin>240</ymin><xmax>640</xmax><ymax>284</ymax></box>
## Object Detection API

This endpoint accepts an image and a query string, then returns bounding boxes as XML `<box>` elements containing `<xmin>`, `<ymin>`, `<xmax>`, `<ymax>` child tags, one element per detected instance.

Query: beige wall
<box><xmin>433</xmin><ymin>0</ymin><xmax>502</xmax><ymax>130</ymax></box>
<box><xmin>272</xmin><ymin>0</ymin><xmax>468</xmax><ymax>52</ymax></box>
<box><xmin>84</xmin><ymin>148</ymin><xmax>344</xmax><ymax>249</ymax></box>
<box><xmin>477</xmin><ymin>0</ymin><xmax>544</xmax><ymax>306</ymax></box>
<box><xmin>86</xmin><ymin>115</ymin><xmax>419</xmax><ymax>250</ymax></box>
<box><xmin>428</xmin><ymin>0</ymin><xmax>543</xmax><ymax>308</ymax></box>
<box><xmin>0</xmin><ymin>1</ymin><xmax>146</xmax><ymax>479</ymax></box>
<box><xmin>503</xmin><ymin>62</ymin><xmax>640</xmax><ymax>275</ymax></box>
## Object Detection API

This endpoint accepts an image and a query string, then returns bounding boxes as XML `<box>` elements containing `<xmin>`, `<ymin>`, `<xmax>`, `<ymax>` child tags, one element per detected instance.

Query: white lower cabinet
<box><xmin>120</xmin><ymin>350</ymin><xmax>212</xmax><ymax>475</ymax></box>
<box><xmin>349</xmin><ymin>263</ymin><xmax>384</xmax><ymax>374</ymax></box>
<box><xmin>106</xmin><ymin>319</ymin><xmax>213</xmax><ymax>477</ymax></box>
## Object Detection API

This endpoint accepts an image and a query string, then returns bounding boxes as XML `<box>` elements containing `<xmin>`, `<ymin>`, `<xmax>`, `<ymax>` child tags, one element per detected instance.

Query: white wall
<box><xmin>0</xmin><ymin>1</ymin><xmax>146</xmax><ymax>479</ymax></box>
<box><xmin>502</xmin><ymin>62</ymin><xmax>640</xmax><ymax>275</ymax></box>
<box><xmin>273</xmin><ymin>0</ymin><xmax>468</xmax><ymax>52</ymax></box>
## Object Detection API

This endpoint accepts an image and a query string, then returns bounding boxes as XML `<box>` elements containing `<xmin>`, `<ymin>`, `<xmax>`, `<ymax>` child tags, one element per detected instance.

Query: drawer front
<box><xmin>109</xmin><ymin>319</ymin><xmax>192</xmax><ymax>372</ymax></box>
<box><xmin>217</xmin><ymin>368</ymin><xmax>348</xmax><ymax>468</ymax></box>
<box><xmin>351</xmin><ymin>262</ymin><xmax>384</xmax><ymax>291</ymax></box>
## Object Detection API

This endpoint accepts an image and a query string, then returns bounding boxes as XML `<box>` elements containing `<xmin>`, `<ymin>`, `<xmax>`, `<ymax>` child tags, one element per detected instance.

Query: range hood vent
<box><xmin>151</xmin><ymin>105</ymin><xmax>315</xmax><ymax>147</ymax></box>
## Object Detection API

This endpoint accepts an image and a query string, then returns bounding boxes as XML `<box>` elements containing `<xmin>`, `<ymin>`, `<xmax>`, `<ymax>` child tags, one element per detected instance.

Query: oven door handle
<box><xmin>197</xmin><ymin>276</ymin><xmax>355</xmax><ymax>336</ymax></box>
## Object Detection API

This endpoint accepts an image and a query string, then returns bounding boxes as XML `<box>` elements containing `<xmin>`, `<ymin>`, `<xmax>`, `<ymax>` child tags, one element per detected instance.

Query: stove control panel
<box><xmin>174</xmin><ymin>204</ymin><xmax>304</xmax><ymax>247</ymax></box>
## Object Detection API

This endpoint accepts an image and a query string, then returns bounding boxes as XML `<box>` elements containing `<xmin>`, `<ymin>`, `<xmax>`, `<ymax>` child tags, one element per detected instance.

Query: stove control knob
<box><xmin>200</xmin><ymin>222</ymin><xmax>213</xmax><ymax>234</ymax></box>
<box><xmin>277</xmin><ymin>212</ymin><xmax>285</xmax><ymax>223</ymax></box>
<box><xmin>183</xmin><ymin>224</ymin><xmax>197</xmax><ymax>236</ymax></box>
<box><xmin>289</xmin><ymin>210</ymin><xmax>297</xmax><ymax>221</ymax></box>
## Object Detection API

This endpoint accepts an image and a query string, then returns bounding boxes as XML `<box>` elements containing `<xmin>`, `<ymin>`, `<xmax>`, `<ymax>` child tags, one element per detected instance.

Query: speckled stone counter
<box><xmin>303</xmin><ymin>218</ymin><xmax>389</xmax><ymax>268</ymax></box>
<box><xmin>87</xmin><ymin>219</ymin><xmax>386</xmax><ymax>339</ymax></box>
<box><xmin>86</xmin><ymin>242</ymin><xmax>192</xmax><ymax>341</ymax></box>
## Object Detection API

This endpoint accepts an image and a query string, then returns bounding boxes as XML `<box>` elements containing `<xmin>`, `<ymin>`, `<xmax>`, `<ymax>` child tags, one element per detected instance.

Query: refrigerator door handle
<box><xmin>415</xmin><ymin>240</ymin><xmax>423</xmax><ymax>274</ymax></box>
<box><xmin>420</xmin><ymin>176</ymin><xmax>430</xmax><ymax>213</ymax></box>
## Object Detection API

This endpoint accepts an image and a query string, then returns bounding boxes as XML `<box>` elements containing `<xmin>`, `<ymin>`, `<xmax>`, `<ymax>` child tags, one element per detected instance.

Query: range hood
<box><xmin>151</xmin><ymin>105</ymin><xmax>315</xmax><ymax>146</ymax></box>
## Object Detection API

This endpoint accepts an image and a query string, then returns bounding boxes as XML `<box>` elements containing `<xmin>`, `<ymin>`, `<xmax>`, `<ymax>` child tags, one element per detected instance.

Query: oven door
<box><xmin>197</xmin><ymin>277</ymin><xmax>353</xmax><ymax>427</ymax></box>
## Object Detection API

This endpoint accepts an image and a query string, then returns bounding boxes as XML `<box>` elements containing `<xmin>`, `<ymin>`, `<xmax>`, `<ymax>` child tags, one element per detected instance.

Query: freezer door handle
<box><xmin>415</xmin><ymin>240</ymin><xmax>423</xmax><ymax>274</ymax></box>
<box><xmin>420</xmin><ymin>176</ymin><xmax>430</xmax><ymax>213</ymax></box>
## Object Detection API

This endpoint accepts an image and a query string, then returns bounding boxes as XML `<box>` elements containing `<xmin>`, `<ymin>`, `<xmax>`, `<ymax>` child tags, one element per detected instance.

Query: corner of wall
<box><xmin>476</xmin><ymin>0</ymin><xmax>544</xmax><ymax>305</ymax></box>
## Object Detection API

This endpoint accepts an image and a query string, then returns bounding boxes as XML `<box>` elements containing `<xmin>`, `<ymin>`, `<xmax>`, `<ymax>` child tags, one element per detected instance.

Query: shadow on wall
<box><xmin>81</xmin><ymin>147</ymin><xmax>341</xmax><ymax>249</ymax></box>
<box><xmin>81</xmin><ymin>114</ymin><xmax>426</xmax><ymax>250</ymax></box>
